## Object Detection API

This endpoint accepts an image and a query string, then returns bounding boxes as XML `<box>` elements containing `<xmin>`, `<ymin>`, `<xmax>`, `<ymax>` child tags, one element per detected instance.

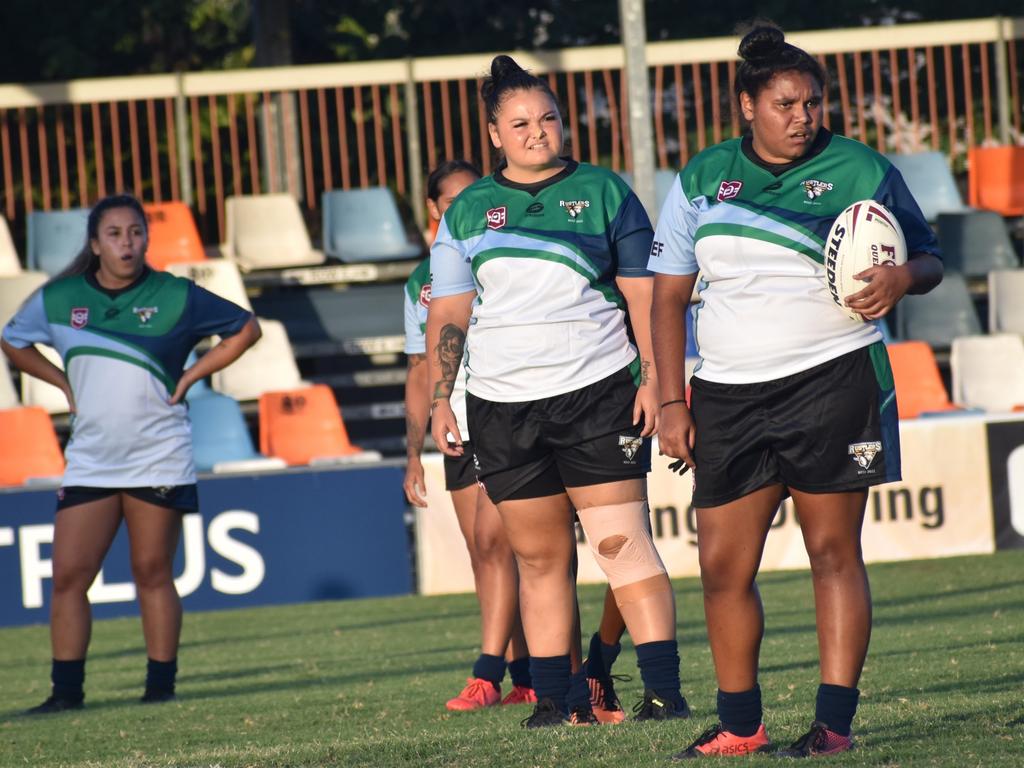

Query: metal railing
<box><xmin>0</xmin><ymin>16</ymin><xmax>1021</xmax><ymax>247</ymax></box>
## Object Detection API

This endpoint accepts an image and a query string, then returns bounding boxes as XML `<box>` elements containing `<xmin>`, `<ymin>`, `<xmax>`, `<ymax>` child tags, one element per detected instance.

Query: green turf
<box><xmin>1</xmin><ymin>551</ymin><xmax>1022</xmax><ymax>767</ymax></box>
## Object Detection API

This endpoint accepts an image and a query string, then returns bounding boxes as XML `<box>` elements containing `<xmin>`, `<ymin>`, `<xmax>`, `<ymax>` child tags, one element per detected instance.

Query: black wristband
<box><xmin>660</xmin><ymin>398</ymin><xmax>687</xmax><ymax>408</ymax></box>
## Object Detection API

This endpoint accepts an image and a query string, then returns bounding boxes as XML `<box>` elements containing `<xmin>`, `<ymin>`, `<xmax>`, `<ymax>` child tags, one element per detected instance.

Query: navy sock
<box><xmin>508</xmin><ymin>657</ymin><xmax>532</xmax><ymax>689</ymax></box>
<box><xmin>635</xmin><ymin>640</ymin><xmax>684</xmax><ymax>709</ymax></box>
<box><xmin>815</xmin><ymin>683</ymin><xmax>859</xmax><ymax>736</ymax></box>
<box><xmin>529</xmin><ymin>655</ymin><xmax>571</xmax><ymax>714</ymax></box>
<box><xmin>145</xmin><ymin>658</ymin><xmax>178</xmax><ymax>694</ymax></box>
<box><xmin>471</xmin><ymin>654</ymin><xmax>506</xmax><ymax>688</ymax></box>
<box><xmin>51</xmin><ymin>659</ymin><xmax>85</xmax><ymax>700</ymax></box>
<box><xmin>584</xmin><ymin>632</ymin><xmax>622</xmax><ymax>679</ymax></box>
<box><xmin>566</xmin><ymin>668</ymin><xmax>590</xmax><ymax>711</ymax></box>
<box><xmin>718</xmin><ymin>685</ymin><xmax>762</xmax><ymax>737</ymax></box>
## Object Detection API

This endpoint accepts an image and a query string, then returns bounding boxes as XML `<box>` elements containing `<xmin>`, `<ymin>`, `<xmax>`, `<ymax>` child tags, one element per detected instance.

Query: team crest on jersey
<box><xmin>559</xmin><ymin>199</ymin><xmax>590</xmax><ymax>219</ymax></box>
<box><xmin>133</xmin><ymin>306</ymin><xmax>159</xmax><ymax>324</ymax></box>
<box><xmin>486</xmin><ymin>206</ymin><xmax>507</xmax><ymax>230</ymax></box>
<box><xmin>418</xmin><ymin>283</ymin><xmax>432</xmax><ymax>308</ymax></box>
<box><xmin>619</xmin><ymin>436</ymin><xmax>642</xmax><ymax>462</ymax></box>
<box><xmin>70</xmin><ymin>307</ymin><xmax>89</xmax><ymax>329</ymax></box>
<box><xmin>802</xmin><ymin>179</ymin><xmax>834</xmax><ymax>200</ymax></box>
<box><xmin>716</xmin><ymin>180</ymin><xmax>743</xmax><ymax>201</ymax></box>
<box><xmin>848</xmin><ymin>441</ymin><xmax>882</xmax><ymax>470</ymax></box>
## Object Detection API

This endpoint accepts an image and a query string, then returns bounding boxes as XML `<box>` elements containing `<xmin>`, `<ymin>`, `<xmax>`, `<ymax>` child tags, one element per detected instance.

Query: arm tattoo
<box><xmin>407</xmin><ymin>353</ymin><xmax>426</xmax><ymax>370</ymax></box>
<box><xmin>432</xmin><ymin>323</ymin><xmax>465</xmax><ymax>399</ymax></box>
<box><xmin>406</xmin><ymin>413</ymin><xmax>425</xmax><ymax>454</ymax></box>
<box><xmin>640</xmin><ymin>358</ymin><xmax>651</xmax><ymax>386</ymax></box>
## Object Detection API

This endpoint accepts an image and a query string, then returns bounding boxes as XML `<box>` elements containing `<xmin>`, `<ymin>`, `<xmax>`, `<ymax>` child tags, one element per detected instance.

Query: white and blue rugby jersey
<box><xmin>403</xmin><ymin>258</ymin><xmax>469</xmax><ymax>439</ymax></box>
<box><xmin>650</xmin><ymin>130</ymin><xmax>939</xmax><ymax>384</ymax></box>
<box><xmin>430</xmin><ymin>161</ymin><xmax>653</xmax><ymax>402</ymax></box>
<box><xmin>3</xmin><ymin>268</ymin><xmax>251</xmax><ymax>486</ymax></box>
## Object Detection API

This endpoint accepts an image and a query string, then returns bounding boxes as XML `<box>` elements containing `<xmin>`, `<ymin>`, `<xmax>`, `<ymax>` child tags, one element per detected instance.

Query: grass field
<box><xmin>2</xmin><ymin>551</ymin><xmax>1022</xmax><ymax>768</ymax></box>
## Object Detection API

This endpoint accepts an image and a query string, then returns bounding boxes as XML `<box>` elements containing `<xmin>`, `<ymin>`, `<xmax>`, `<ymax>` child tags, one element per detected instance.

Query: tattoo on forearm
<box><xmin>406</xmin><ymin>414</ymin><xmax>425</xmax><ymax>454</ymax></box>
<box><xmin>640</xmin><ymin>358</ymin><xmax>651</xmax><ymax>386</ymax></box>
<box><xmin>407</xmin><ymin>353</ymin><xmax>426</xmax><ymax>369</ymax></box>
<box><xmin>433</xmin><ymin>323</ymin><xmax>465</xmax><ymax>399</ymax></box>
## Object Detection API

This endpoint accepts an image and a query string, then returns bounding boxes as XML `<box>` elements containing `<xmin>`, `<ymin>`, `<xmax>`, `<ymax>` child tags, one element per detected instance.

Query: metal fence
<box><xmin>0</xmin><ymin>16</ymin><xmax>1021</xmax><ymax>247</ymax></box>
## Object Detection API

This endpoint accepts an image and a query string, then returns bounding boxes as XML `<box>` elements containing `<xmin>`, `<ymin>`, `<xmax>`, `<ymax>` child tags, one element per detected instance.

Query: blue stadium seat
<box><xmin>884</xmin><ymin>151</ymin><xmax>967</xmax><ymax>223</ymax></box>
<box><xmin>321</xmin><ymin>187</ymin><xmax>422</xmax><ymax>263</ymax></box>
<box><xmin>26</xmin><ymin>208</ymin><xmax>90</xmax><ymax>276</ymax></box>
<box><xmin>895</xmin><ymin>272</ymin><xmax>981</xmax><ymax>347</ymax></box>
<box><xmin>936</xmin><ymin>211</ymin><xmax>1019</xmax><ymax>278</ymax></box>
<box><xmin>187</xmin><ymin>390</ymin><xmax>265</xmax><ymax>472</ymax></box>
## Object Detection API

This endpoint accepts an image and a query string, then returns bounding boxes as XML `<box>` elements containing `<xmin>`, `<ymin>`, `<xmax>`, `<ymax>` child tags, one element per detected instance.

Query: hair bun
<box><xmin>490</xmin><ymin>54</ymin><xmax>526</xmax><ymax>81</ymax></box>
<box><xmin>738</xmin><ymin>25</ymin><xmax>785</xmax><ymax>62</ymax></box>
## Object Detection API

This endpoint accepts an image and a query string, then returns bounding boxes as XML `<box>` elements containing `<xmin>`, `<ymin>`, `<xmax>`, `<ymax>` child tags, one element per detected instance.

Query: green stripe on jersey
<box><xmin>470</xmin><ymin>247</ymin><xmax>623</xmax><ymax>308</ymax></box>
<box><xmin>65</xmin><ymin>346</ymin><xmax>175</xmax><ymax>392</ymax></box>
<box><xmin>694</xmin><ymin>222</ymin><xmax>825</xmax><ymax>264</ymax></box>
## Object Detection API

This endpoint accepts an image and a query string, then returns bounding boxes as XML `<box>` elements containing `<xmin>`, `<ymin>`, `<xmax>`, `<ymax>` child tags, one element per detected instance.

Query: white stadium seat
<box><xmin>167</xmin><ymin>259</ymin><xmax>253</xmax><ymax>311</ymax></box>
<box><xmin>222</xmin><ymin>194</ymin><xmax>325</xmax><ymax>272</ymax></box>
<box><xmin>0</xmin><ymin>214</ymin><xmax>22</xmax><ymax>276</ymax></box>
<box><xmin>211</xmin><ymin>318</ymin><xmax>305</xmax><ymax>402</ymax></box>
<box><xmin>950</xmin><ymin>333</ymin><xmax>1024</xmax><ymax>413</ymax></box>
<box><xmin>0</xmin><ymin>272</ymin><xmax>48</xmax><ymax>327</ymax></box>
<box><xmin>20</xmin><ymin>345</ymin><xmax>71</xmax><ymax>414</ymax></box>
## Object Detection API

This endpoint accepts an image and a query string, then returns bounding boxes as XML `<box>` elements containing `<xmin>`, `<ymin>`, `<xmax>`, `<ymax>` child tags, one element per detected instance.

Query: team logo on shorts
<box><xmin>70</xmin><ymin>307</ymin><xmax>89</xmax><ymax>329</ymax></box>
<box><xmin>486</xmin><ymin>206</ymin><xmax>507</xmax><ymax>230</ymax></box>
<box><xmin>418</xmin><ymin>283</ymin><xmax>432</xmax><ymax>308</ymax></box>
<box><xmin>619</xmin><ymin>436</ymin><xmax>642</xmax><ymax>462</ymax></box>
<box><xmin>716</xmin><ymin>180</ymin><xmax>743</xmax><ymax>201</ymax></box>
<box><xmin>559</xmin><ymin>199</ymin><xmax>590</xmax><ymax>220</ymax></box>
<box><xmin>802</xmin><ymin>179</ymin><xmax>834</xmax><ymax>200</ymax></box>
<box><xmin>848</xmin><ymin>441</ymin><xmax>882</xmax><ymax>471</ymax></box>
<box><xmin>132</xmin><ymin>306</ymin><xmax>159</xmax><ymax>324</ymax></box>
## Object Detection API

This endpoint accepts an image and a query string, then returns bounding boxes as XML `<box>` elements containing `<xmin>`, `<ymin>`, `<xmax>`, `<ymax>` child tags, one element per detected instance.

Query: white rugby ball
<box><xmin>823</xmin><ymin>200</ymin><xmax>907</xmax><ymax>321</ymax></box>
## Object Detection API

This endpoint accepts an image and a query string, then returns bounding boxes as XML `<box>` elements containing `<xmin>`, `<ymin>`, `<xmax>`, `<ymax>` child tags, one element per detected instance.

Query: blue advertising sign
<box><xmin>0</xmin><ymin>464</ymin><xmax>411</xmax><ymax>628</ymax></box>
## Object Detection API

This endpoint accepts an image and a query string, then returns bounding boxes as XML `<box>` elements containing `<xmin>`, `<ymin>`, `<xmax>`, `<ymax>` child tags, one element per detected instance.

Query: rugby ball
<box><xmin>823</xmin><ymin>200</ymin><xmax>907</xmax><ymax>321</ymax></box>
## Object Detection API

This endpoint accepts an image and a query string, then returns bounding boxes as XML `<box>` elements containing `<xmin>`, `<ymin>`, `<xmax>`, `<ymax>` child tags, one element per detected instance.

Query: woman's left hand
<box><xmin>633</xmin><ymin>385</ymin><xmax>659</xmax><ymax>438</ymax></box>
<box><xmin>844</xmin><ymin>263</ymin><xmax>914</xmax><ymax>320</ymax></box>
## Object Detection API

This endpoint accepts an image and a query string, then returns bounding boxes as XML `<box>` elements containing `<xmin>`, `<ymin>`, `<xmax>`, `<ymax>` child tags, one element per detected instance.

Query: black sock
<box><xmin>145</xmin><ymin>658</ymin><xmax>178</xmax><ymax>694</ymax></box>
<box><xmin>584</xmin><ymin>632</ymin><xmax>622</xmax><ymax>679</ymax></box>
<box><xmin>635</xmin><ymin>640</ymin><xmax>684</xmax><ymax>709</ymax></box>
<box><xmin>508</xmin><ymin>657</ymin><xmax>532</xmax><ymax>689</ymax></box>
<box><xmin>471</xmin><ymin>654</ymin><xmax>505</xmax><ymax>689</ymax></box>
<box><xmin>566</xmin><ymin>668</ymin><xmax>590</xmax><ymax>711</ymax></box>
<box><xmin>718</xmin><ymin>685</ymin><xmax>762</xmax><ymax>737</ymax></box>
<box><xmin>51</xmin><ymin>659</ymin><xmax>85</xmax><ymax>701</ymax></box>
<box><xmin>529</xmin><ymin>655</ymin><xmax>571</xmax><ymax>714</ymax></box>
<box><xmin>815</xmin><ymin>683</ymin><xmax>859</xmax><ymax>736</ymax></box>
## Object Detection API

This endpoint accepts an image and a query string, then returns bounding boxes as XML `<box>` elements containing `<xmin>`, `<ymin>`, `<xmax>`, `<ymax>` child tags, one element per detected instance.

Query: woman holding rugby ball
<box><xmin>650</xmin><ymin>23</ymin><xmax>942</xmax><ymax>758</ymax></box>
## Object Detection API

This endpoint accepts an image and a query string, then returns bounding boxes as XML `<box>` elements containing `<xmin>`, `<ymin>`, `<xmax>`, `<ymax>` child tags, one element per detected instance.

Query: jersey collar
<box><xmin>494</xmin><ymin>158</ymin><xmax>578</xmax><ymax>196</ymax></box>
<box><xmin>85</xmin><ymin>265</ymin><xmax>151</xmax><ymax>299</ymax></box>
<box><xmin>741</xmin><ymin>128</ymin><xmax>833</xmax><ymax>177</ymax></box>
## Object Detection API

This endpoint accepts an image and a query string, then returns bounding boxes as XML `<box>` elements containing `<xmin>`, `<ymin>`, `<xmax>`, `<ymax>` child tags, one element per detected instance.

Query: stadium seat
<box><xmin>936</xmin><ymin>211</ymin><xmax>1019</xmax><ymax>278</ymax></box>
<box><xmin>211</xmin><ymin>318</ymin><xmax>304</xmax><ymax>401</ymax></box>
<box><xmin>0</xmin><ymin>406</ymin><xmax>64</xmax><ymax>486</ymax></box>
<box><xmin>26</xmin><ymin>208</ymin><xmax>90</xmax><ymax>276</ymax></box>
<box><xmin>20</xmin><ymin>345</ymin><xmax>71</xmax><ymax>414</ymax></box>
<box><xmin>895</xmin><ymin>272</ymin><xmax>981</xmax><ymax>347</ymax></box>
<box><xmin>222</xmin><ymin>194</ymin><xmax>325</xmax><ymax>271</ymax></box>
<box><xmin>0</xmin><ymin>215</ymin><xmax>22</xmax><ymax>276</ymax></box>
<box><xmin>0</xmin><ymin>271</ymin><xmax>47</xmax><ymax>326</ymax></box>
<box><xmin>321</xmin><ymin>187</ymin><xmax>423</xmax><ymax>263</ymax></box>
<box><xmin>950</xmin><ymin>333</ymin><xmax>1024</xmax><ymax>412</ymax></box>
<box><xmin>187</xmin><ymin>389</ymin><xmax>286</xmax><ymax>474</ymax></box>
<box><xmin>0</xmin><ymin>354</ymin><xmax>19</xmax><ymax>409</ymax></box>
<box><xmin>967</xmin><ymin>145</ymin><xmax>1024</xmax><ymax>217</ymax></box>
<box><xmin>884</xmin><ymin>151</ymin><xmax>968</xmax><ymax>223</ymax></box>
<box><xmin>886</xmin><ymin>341</ymin><xmax>960</xmax><ymax>418</ymax></box>
<box><xmin>988</xmin><ymin>269</ymin><xmax>1024</xmax><ymax>335</ymax></box>
<box><xmin>166</xmin><ymin>259</ymin><xmax>252</xmax><ymax>311</ymax></box>
<box><xmin>259</xmin><ymin>384</ymin><xmax>365</xmax><ymax>466</ymax></box>
<box><xmin>144</xmin><ymin>201</ymin><xmax>207</xmax><ymax>270</ymax></box>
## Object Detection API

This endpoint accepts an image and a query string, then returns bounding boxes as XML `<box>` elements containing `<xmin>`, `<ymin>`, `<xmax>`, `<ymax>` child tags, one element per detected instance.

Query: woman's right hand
<box><xmin>429</xmin><ymin>399</ymin><xmax>464</xmax><ymax>457</ymax></box>
<box><xmin>403</xmin><ymin>455</ymin><xmax>428</xmax><ymax>507</ymax></box>
<box><xmin>61</xmin><ymin>380</ymin><xmax>76</xmax><ymax>414</ymax></box>
<box><xmin>658</xmin><ymin>401</ymin><xmax>696</xmax><ymax>472</ymax></box>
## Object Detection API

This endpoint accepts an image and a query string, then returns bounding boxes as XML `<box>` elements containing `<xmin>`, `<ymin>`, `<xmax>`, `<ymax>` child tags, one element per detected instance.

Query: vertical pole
<box><xmin>619</xmin><ymin>0</ymin><xmax>657</xmax><ymax>220</ymax></box>
<box><xmin>405</xmin><ymin>58</ymin><xmax>425</xmax><ymax>231</ymax></box>
<box><xmin>175</xmin><ymin>71</ymin><xmax>194</xmax><ymax>206</ymax></box>
<box><xmin>995</xmin><ymin>15</ymin><xmax>1012</xmax><ymax>145</ymax></box>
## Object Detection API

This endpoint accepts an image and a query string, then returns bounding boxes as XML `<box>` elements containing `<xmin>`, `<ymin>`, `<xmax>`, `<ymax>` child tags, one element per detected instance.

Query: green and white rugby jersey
<box><xmin>650</xmin><ymin>130</ymin><xmax>939</xmax><ymax>384</ymax></box>
<box><xmin>430</xmin><ymin>160</ymin><xmax>653</xmax><ymax>402</ymax></box>
<box><xmin>3</xmin><ymin>268</ymin><xmax>251</xmax><ymax>486</ymax></box>
<box><xmin>403</xmin><ymin>258</ymin><xmax>469</xmax><ymax>439</ymax></box>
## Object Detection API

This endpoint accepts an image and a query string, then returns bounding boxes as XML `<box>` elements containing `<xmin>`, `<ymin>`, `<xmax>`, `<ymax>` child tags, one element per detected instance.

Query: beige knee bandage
<box><xmin>577</xmin><ymin>500</ymin><xmax>668</xmax><ymax>599</ymax></box>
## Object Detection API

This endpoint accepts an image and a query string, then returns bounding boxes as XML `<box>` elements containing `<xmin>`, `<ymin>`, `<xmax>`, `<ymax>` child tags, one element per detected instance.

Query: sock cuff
<box><xmin>471</xmin><ymin>653</ymin><xmax>506</xmax><ymax>684</ymax></box>
<box><xmin>817</xmin><ymin>683</ymin><xmax>860</xmax><ymax>701</ymax></box>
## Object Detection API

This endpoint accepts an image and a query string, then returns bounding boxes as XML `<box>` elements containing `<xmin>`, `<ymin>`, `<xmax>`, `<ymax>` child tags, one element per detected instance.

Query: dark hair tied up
<box><xmin>426</xmin><ymin>159</ymin><xmax>481</xmax><ymax>202</ymax></box>
<box><xmin>479</xmin><ymin>54</ymin><xmax>557</xmax><ymax>124</ymax></box>
<box><xmin>734</xmin><ymin>23</ymin><xmax>825</xmax><ymax>101</ymax></box>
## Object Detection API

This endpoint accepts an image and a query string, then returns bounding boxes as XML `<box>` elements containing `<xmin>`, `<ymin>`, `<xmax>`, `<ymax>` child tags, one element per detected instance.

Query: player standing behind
<box><xmin>2</xmin><ymin>194</ymin><xmax>261</xmax><ymax>713</ymax></box>
<box><xmin>404</xmin><ymin>160</ymin><xmax>537</xmax><ymax>709</ymax></box>
<box><xmin>650</xmin><ymin>24</ymin><xmax>942</xmax><ymax>758</ymax></box>
<box><xmin>428</xmin><ymin>55</ymin><xmax>689</xmax><ymax>728</ymax></box>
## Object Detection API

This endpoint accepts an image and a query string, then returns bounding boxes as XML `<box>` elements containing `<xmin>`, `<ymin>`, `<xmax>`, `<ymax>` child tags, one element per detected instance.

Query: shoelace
<box><xmin>632</xmin><ymin>693</ymin><xmax>666</xmax><ymax>714</ymax></box>
<box><xmin>596</xmin><ymin>674</ymin><xmax>630</xmax><ymax>709</ymax></box>
<box><xmin>686</xmin><ymin>724</ymin><xmax>727</xmax><ymax>750</ymax></box>
<box><xmin>458</xmin><ymin>679</ymin><xmax>492</xmax><ymax>701</ymax></box>
<box><xmin>788</xmin><ymin>724</ymin><xmax>827</xmax><ymax>753</ymax></box>
<box><xmin>520</xmin><ymin>699</ymin><xmax>562</xmax><ymax>727</ymax></box>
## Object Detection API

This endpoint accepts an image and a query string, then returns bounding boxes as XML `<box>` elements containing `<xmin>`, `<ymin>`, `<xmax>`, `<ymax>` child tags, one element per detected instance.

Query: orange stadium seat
<box><xmin>967</xmin><ymin>146</ymin><xmax>1024</xmax><ymax>218</ymax></box>
<box><xmin>144</xmin><ymin>201</ymin><xmax>207</xmax><ymax>270</ymax></box>
<box><xmin>887</xmin><ymin>341</ymin><xmax>959</xmax><ymax>419</ymax></box>
<box><xmin>258</xmin><ymin>384</ymin><xmax>362</xmax><ymax>466</ymax></box>
<box><xmin>0</xmin><ymin>406</ymin><xmax>64</xmax><ymax>486</ymax></box>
